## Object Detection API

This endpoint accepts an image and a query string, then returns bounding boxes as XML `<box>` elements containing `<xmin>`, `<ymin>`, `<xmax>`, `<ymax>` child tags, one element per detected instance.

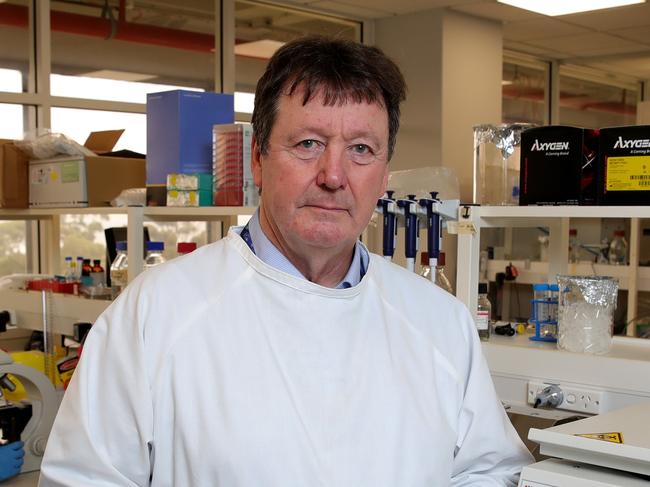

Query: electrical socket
<box><xmin>527</xmin><ymin>380</ymin><xmax>604</xmax><ymax>415</ymax></box>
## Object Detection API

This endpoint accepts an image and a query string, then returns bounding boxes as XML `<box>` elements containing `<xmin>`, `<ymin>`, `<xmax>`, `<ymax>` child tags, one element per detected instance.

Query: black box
<box><xmin>598</xmin><ymin>125</ymin><xmax>650</xmax><ymax>206</ymax></box>
<box><xmin>519</xmin><ymin>126</ymin><xmax>598</xmax><ymax>206</ymax></box>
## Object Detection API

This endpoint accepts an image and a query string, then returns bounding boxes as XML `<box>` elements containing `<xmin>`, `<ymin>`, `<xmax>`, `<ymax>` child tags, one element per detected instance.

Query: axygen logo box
<box><xmin>599</xmin><ymin>125</ymin><xmax>650</xmax><ymax>205</ymax></box>
<box><xmin>520</xmin><ymin>126</ymin><xmax>599</xmax><ymax>206</ymax></box>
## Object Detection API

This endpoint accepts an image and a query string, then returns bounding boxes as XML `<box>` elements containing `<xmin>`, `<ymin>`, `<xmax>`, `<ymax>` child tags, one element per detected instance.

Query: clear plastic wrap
<box><xmin>557</xmin><ymin>275</ymin><xmax>619</xmax><ymax>355</ymax></box>
<box><xmin>15</xmin><ymin>130</ymin><xmax>94</xmax><ymax>160</ymax></box>
<box><xmin>473</xmin><ymin>123</ymin><xmax>535</xmax><ymax>205</ymax></box>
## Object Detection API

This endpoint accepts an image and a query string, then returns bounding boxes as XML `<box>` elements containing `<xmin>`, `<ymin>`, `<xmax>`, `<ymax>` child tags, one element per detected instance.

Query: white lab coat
<box><xmin>40</xmin><ymin>228</ymin><xmax>532</xmax><ymax>486</ymax></box>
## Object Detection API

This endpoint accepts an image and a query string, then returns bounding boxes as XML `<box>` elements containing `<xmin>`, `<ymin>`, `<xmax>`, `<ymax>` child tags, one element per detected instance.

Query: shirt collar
<box><xmin>246</xmin><ymin>210</ymin><xmax>366</xmax><ymax>289</ymax></box>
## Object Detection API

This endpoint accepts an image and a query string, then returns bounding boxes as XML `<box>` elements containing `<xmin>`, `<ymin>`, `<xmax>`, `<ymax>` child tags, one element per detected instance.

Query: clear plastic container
<box><xmin>144</xmin><ymin>241</ymin><xmax>166</xmax><ymax>270</ymax></box>
<box><xmin>477</xmin><ymin>282</ymin><xmax>491</xmax><ymax>341</ymax></box>
<box><xmin>110</xmin><ymin>241</ymin><xmax>128</xmax><ymax>299</ymax></box>
<box><xmin>557</xmin><ymin>275</ymin><xmax>619</xmax><ymax>354</ymax></box>
<box><xmin>608</xmin><ymin>230</ymin><xmax>628</xmax><ymax>265</ymax></box>
<box><xmin>473</xmin><ymin>123</ymin><xmax>535</xmax><ymax>205</ymax></box>
<box><xmin>569</xmin><ymin>229</ymin><xmax>580</xmax><ymax>263</ymax></box>
<box><xmin>532</xmin><ymin>283</ymin><xmax>549</xmax><ymax>322</ymax></box>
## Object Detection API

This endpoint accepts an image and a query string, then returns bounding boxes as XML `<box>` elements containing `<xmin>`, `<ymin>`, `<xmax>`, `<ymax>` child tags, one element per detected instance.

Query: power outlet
<box><xmin>527</xmin><ymin>380</ymin><xmax>604</xmax><ymax>415</ymax></box>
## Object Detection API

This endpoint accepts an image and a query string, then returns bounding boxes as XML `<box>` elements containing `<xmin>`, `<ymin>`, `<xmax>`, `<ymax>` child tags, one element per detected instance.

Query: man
<box><xmin>40</xmin><ymin>37</ymin><xmax>532</xmax><ymax>485</ymax></box>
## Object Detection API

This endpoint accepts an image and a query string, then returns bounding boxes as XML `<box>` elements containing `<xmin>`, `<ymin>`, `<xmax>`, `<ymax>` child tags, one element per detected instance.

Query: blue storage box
<box><xmin>146</xmin><ymin>90</ymin><xmax>234</xmax><ymax>184</ymax></box>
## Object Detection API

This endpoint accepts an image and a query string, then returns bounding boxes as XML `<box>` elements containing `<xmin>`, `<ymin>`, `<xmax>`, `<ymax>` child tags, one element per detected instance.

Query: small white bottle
<box><xmin>476</xmin><ymin>282</ymin><xmax>491</xmax><ymax>341</ymax></box>
<box><xmin>608</xmin><ymin>230</ymin><xmax>628</xmax><ymax>265</ymax></box>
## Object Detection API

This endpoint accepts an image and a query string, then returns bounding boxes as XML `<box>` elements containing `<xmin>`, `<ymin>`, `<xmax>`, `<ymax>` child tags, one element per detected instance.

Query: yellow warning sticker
<box><xmin>606</xmin><ymin>156</ymin><xmax>650</xmax><ymax>191</ymax></box>
<box><xmin>574</xmin><ymin>432</ymin><xmax>624</xmax><ymax>444</ymax></box>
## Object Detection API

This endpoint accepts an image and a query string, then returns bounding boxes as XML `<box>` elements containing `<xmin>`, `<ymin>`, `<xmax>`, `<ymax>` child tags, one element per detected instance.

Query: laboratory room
<box><xmin>2</xmin><ymin>0</ymin><xmax>650</xmax><ymax>485</ymax></box>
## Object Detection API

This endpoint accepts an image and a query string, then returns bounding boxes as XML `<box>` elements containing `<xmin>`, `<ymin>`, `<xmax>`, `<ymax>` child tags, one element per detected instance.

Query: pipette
<box><xmin>376</xmin><ymin>191</ymin><xmax>398</xmax><ymax>261</ymax></box>
<box><xmin>396</xmin><ymin>194</ymin><xmax>419</xmax><ymax>272</ymax></box>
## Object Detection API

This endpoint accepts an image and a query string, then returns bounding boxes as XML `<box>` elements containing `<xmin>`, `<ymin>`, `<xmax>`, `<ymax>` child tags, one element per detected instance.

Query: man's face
<box><xmin>252</xmin><ymin>86</ymin><xmax>390</xmax><ymax>256</ymax></box>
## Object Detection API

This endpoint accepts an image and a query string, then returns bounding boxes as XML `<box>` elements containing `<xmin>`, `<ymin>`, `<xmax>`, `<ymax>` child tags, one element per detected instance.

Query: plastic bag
<box><xmin>16</xmin><ymin>130</ymin><xmax>94</xmax><ymax>160</ymax></box>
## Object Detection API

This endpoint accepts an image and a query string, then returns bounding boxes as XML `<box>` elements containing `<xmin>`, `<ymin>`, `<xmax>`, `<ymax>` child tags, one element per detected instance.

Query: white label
<box><xmin>447</xmin><ymin>221</ymin><xmax>476</xmax><ymax>235</ymax></box>
<box><xmin>475</xmin><ymin>311</ymin><xmax>489</xmax><ymax>331</ymax></box>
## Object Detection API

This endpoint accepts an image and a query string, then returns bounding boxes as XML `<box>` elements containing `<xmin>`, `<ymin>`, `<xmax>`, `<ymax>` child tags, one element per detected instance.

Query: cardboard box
<box><xmin>166</xmin><ymin>189</ymin><xmax>211</xmax><ymax>207</ymax></box>
<box><xmin>213</xmin><ymin>123</ymin><xmax>258</xmax><ymax>207</ymax></box>
<box><xmin>0</xmin><ymin>140</ymin><xmax>29</xmax><ymax>208</ymax></box>
<box><xmin>166</xmin><ymin>173</ymin><xmax>212</xmax><ymax>192</ymax></box>
<box><xmin>146</xmin><ymin>90</ymin><xmax>234</xmax><ymax>185</ymax></box>
<box><xmin>598</xmin><ymin>125</ymin><xmax>650</xmax><ymax>205</ymax></box>
<box><xmin>29</xmin><ymin>130</ymin><xmax>146</xmax><ymax>208</ymax></box>
<box><xmin>519</xmin><ymin>126</ymin><xmax>599</xmax><ymax>206</ymax></box>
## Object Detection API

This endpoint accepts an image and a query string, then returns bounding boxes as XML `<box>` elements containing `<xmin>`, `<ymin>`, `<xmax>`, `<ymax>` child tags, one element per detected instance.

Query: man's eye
<box><xmin>299</xmin><ymin>140</ymin><xmax>317</xmax><ymax>149</ymax></box>
<box><xmin>352</xmin><ymin>144</ymin><xmax>371</xmax><ymax>154</ymax></box>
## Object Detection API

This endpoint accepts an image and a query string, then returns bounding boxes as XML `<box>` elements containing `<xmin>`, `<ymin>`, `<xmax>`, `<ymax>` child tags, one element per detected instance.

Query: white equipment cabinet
<box><xmin>0</xmin><ymin>206</ymin><xmax>255</xmax><ymax>335</ymax></box>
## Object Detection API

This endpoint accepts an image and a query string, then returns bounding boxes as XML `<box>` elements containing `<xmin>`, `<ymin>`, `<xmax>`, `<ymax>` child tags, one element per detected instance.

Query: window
<box><xmin>502</xmin><ymin>58</ymin><xmax>548</xmax><ymax>125</ymax></box>
<box><xmin>0</xmin><ymin>103</ymin><xmax>25</xmax><ymax>140</ymax></box>
<box><xmin>559</xmin><ymin>69</ymin><xmax>638</xmax><ymax>128</ymax></box>
<box><xmin>0</xmin><ymin>221</ymin><xmax>27</xmax><ymax>275</ymax></box>
<box><xmin>234</xmin><ymin>1</ymin><xmax>362</xmax><ymax>96</ymax></box>
<box><xmin>51</xmin><ymin>107</ymin><xmax>146</xmax><ymax>154</ymax></box>
<box><xmin>0</xmin><ymin>0</ymin><xmax>29</xmax><ymax>93</ymax></box>
<box><xmin>60</xmin><ymin>214</ymin><xmax>127</xmax><ymax>267</ymax></box>
<box><xmin>50</xmin><ymin>1</ymin><xmax>216</xmax><ymax>101</ymax></box>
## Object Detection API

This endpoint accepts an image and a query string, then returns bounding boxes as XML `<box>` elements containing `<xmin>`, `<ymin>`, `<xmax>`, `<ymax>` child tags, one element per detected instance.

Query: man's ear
<box><xmin>252</xmin><ymin>136</ymin><xmax>263</xmax><ymax>190</ymax></box>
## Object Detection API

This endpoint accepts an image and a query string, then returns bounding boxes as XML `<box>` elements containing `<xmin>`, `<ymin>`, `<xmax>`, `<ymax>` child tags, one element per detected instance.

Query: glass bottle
<box><xmin>75</xmin><ymin>256</ymin><xmax>84</xmax><ymax>279</ymax></box>
<box><xmin>91</xmin><ymin>259</ymin><xmax>105</xmax><ymax>287</ymax></box>
<box><xmin>64</xmin><ymin>256</ymin><xmax>74</xmax><ymax>282</ymax></box>
<box><xmin>608</xmin><ymin>230</ymin><xmax>628</xmax><ymax>265</ymax></box>
<box><xmin>419</xmin><ymin>251</ymin><xmax>432</xmax><ymax>280</ymax></box>
<box><xmin>569</xmin><ymin>229</ymin><xmax>580</xmax><ymax>263</ymax></box>
<box><xmin>476</xmin><ymin>282</ymin><xmax>491</xmax><ymax>341</ymax></box>
<box><xmin>434</xmin><ymin>252</ymin><xmax>454</xmax><ymax>294</ymax></box>
<box><xmin>144</xmin><ymin>241</ymin><xmax>166</xmax><ymax>270</ymax></box>
<box><xmin>110</xmin><ymin>241</ymin><xmax>128</xmax><ymax>299</ymax></box>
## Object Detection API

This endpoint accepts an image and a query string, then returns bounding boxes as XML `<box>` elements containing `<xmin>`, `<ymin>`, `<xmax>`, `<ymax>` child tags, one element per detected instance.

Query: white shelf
<box><xmin>486</xmin><ymin>260</ymin><xmax>649</xmax><ymax>291</ymax></box>
<box><xmin>0</xmin><ymin>289</ymin><xmax>110</xmax><ymax>336</ymax></box>
<box><xmin>476</xmin><ymin>205</ymin><xmax>650</xmax><ymax>219</ymax></box>
<box><xmin>0</xmin><ymin>206</ymin><xmax>256</xmax><ymax>219</ymax></box>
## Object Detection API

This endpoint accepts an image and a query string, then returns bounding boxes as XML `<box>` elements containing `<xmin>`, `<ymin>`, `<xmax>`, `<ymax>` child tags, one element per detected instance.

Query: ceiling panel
<box><xmin>312</xmin><ymin>0</ymin><xmax>472</xmax><ymax>16</ymax></box>
<box><xmin>451</xmin><ymin>1</ymin><xmax>541</xmax><ymax>22</ymax></box>
<box><xmin>503</xmin><ymin>18</ymin><xmax>591</xmax><ymax>42</ymax></box>
<box><xmin>309</xmin><ymin>1</ymin><xmax>392</xmax><ymax>18</ymax></box>
<box><xmin>524</xmin><ymin>32</ymin><xmax>640</xmax><ymax>56</ymax></box>
<box><xmin>558</xmin><ymin>3</ymin><xmax>650</xmax><ymax>31</ymax></box>
<box><xmin>503</xmin><ymin>40</ymin><xmax>573</xmax><ymax>59</ymax></box>
<box><xmin>609</xmin><ymin>25</ymin><xmax>650</xmax><ymax>45</ymax></box>
<box><xmin>585</xmin><ymin>58</ymin><xmax>650</xmax><ymax>79</ymax></box>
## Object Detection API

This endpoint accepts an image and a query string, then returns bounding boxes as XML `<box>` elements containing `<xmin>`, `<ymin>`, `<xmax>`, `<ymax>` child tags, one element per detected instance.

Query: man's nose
<box><xmin>316</xmin><ymin>146</ymin><xmax>348</xmax><ymax>190</ymax></box>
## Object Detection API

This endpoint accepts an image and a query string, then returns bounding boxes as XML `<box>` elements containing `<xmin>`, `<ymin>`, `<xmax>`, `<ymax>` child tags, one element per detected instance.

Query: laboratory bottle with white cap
<box><xmin>476</xmin><ymin>283</ymin><xmax>491</xmax><ymax>341</ymax></box>
<box><xmin>144</xmin><ymin>241</ymin><xmax>166</xmax><ymax>270</ymax></box>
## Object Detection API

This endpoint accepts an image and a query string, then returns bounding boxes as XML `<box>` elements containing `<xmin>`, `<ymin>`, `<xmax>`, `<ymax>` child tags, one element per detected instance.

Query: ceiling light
<box><xmin>235</xmin><ymin>40</ymin><xmax>284</xmax><ymax>59</ymax></box>
<box><xmin>497</xmin><ymin>0</ymin><xmax>645</xmax><ymax>16</ymax></box>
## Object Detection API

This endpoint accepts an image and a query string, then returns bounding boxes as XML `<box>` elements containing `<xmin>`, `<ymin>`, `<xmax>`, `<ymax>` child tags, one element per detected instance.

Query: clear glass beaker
<box><xmin>557</xmin><ymin>276</ymin><xmax>618</xmax><ymax>355</ymax></box>
<box><xmin>473</xmin><ymin>123</ymin><xmax>535</xmax><ymax>205</ymax></box>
